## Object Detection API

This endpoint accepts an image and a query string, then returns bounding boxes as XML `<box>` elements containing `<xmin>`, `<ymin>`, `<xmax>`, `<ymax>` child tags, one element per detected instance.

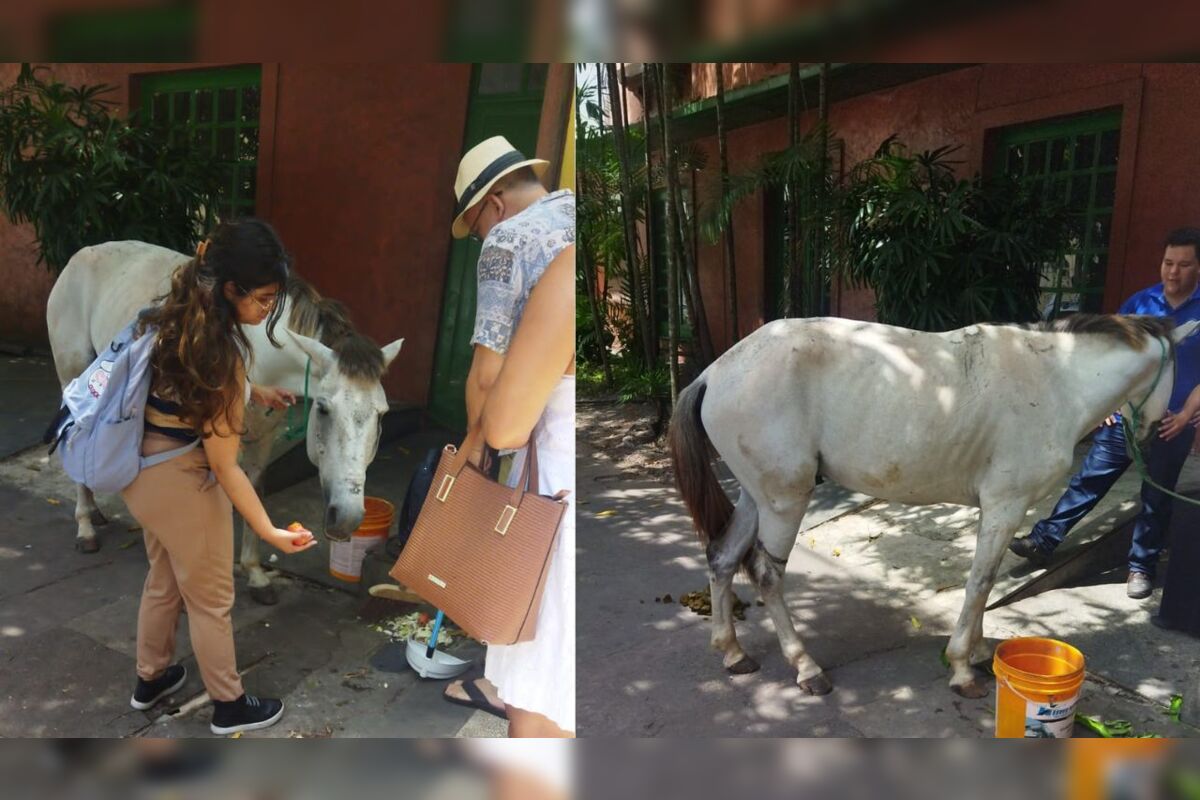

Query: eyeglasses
<box><xmin>467</xmin><ymin>191</ymin><xmax>503</xmax><ymax>243</ymax></box>
<box><xmin>238</xmin><ymin>285</ymin><xmax>277</xmax><ymax>311</ymax></box>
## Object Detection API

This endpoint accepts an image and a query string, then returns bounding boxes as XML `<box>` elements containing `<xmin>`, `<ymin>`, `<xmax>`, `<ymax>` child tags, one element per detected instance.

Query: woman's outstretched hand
<box><xmin>266</xmin><ymin>523</ymin><xmax>317</xmax><ymax>554</ymax></box>
<box><xmin>251</xmin><ymin>385</ymin><xmax>297</xmax><ymax>411</ymax></box>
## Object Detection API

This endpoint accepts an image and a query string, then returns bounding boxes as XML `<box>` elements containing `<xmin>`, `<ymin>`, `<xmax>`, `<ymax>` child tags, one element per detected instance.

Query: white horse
<box><xmin>46</xmin><ymin>241</ymin><xmax>404</xmax><ymax>604</ymax></box>
<box><xmin>669</xmin><ymin>314</ymin><xmax>1198</xmax><ymax>698</ymax></box>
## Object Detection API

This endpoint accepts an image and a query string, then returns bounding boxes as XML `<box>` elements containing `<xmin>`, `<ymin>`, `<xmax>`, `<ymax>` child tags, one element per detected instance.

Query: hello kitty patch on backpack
<box><xmin>43</xmin><ymin>310</ymin><xmax>198</xmax><ymax>493</ymax></box>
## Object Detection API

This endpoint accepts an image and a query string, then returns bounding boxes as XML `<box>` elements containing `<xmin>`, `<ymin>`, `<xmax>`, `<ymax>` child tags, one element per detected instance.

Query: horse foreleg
<box><xmin>751</xmin><ymin>495</ymin><xmax>831</xmax><ymax>694</ymax></box>
<box><xmin>946</xmin><ymin>499</ymin><xmax>1027</xmax><ymax>698</ymax></box>
<box><xmin>238</xmin><ymin>512</ymin><xmax>277</xmax><ymax>605</ymax></box>
<box><xmin>707</xmin><ymin>491</ymin><xmax>761</xmax><ymax>674</ymax></box>
<box><xmin>74</xmin><ymin>484</ymin><xmax>106</xmax><ymax>553</ymax></box>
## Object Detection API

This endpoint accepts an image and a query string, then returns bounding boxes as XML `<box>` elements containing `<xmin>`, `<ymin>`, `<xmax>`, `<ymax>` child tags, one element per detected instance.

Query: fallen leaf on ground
<box><xmin>127</xmin><ymin>525</ymin><xmax>142</xmax><ymax>532</ymax></box>
<box><xmin>119</xmin><ymin>538</ymin><xmax>138</xmax><ymax>550</ymax></box>
<box><xmin>831</xmin><ymin>548</ymin><xmax>841</xmax><ymax>557</ymax></box>
<box><xmin>595</xmin><ymin>509</ymin><xmax>617</xmax><ymax>518</ymax></box>
<box><xmin>910</xmin><ymin>615</ymin><xmax>922</xmax><ymax>630</ymax></box>
<box><xmin>1167</xmin><ymin>694</ymin><xmax>1184</xmax><ymax>721</ymax></box>
<box><xmin>46</xmin><ymin>498</ymin><xmax>60</xmax><ymax>505</ymax></box>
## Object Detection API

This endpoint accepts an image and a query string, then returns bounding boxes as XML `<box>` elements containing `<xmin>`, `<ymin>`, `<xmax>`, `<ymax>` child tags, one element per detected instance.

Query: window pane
<box><xmin>1092</xmin><ymin>214</ymin><xmax>1112</xmax><ymax>249</ymax></box>
<box><xmin>218</xmin><ymin>87</ymin><xmax>237</xmax><ymax>122</ymax></box>
<box><xmin>1094</xmin><ymin>171</ymin><xmax>1116</xmax><ymax>208</ymax></box>
<box><xmin>1073</xmin><ymin>133</ymin><xmax>1096</xmax><ymax>170</ymax></box>
<box><xmin>238</xmin><ymin>127</ymin><xmax>258</xmax><ymax>162</ymax></box>
<box><xmin>1098</xmin><ymin>128</ymin><xmax>1119</xmax><ymax>166</ymax></box>
<box><xmin>1050</xmin><ymin>138</ymin><xmax>1069</xmax><ymax>172</ymax></box>
<box><xmin>216</xmin><ymin>127</ymin><xmax>235</xmax><ymax>160</ymax></box>
<box><xmin>240</xmin><ymin>171</ymin><xmax>256</xmax><ymax>199</ymax></box>
<box><xmin>1006</xmin><ymin>145</ymin><xmax>1023</xmax><ymax>177</ymax></box>
<box><xmin>1070</xmin><ymin>174</ymin><xmax>1092</xmax><ymax>207</ymax></box>
<box><xmin>172</xmin><ymin>92</ymin><xmax>188</xmax><ymax>122</ymax></box>
<box><xmin>191</xmin><ymin>127</ymin><xmax>209</xmax><ymax>149</ymax></box>
<box><xmin>195</xmin><ymin>89</ymin><xmax>213</xmax><ymax>123</ymax></box>
<box><xmin>1087</xmin><ymin>252</ymin><xmax>1107</xmax><ymax>285</ymax></box>
<box><xmin>1026</xmin><ymin>140</ymin><xmax>1046</xmax><ymax>177</ymax></box>
<box><xmin>240</xmin><ymin>86</ymin><xmax>260</xmax><ymax>124</ymax></box>
<box><xmin>152</xmin><ymin>92</ymin><xmax>168</xmax><ymax>123</ymax></box>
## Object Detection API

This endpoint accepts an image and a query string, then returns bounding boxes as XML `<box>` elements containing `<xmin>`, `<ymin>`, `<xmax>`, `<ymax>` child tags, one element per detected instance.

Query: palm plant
<box><xmin>0</xmin><ymin>64</ymin><xmax>225</xmax><ymax>273</ymax></box>
<box><xmin>829</xmin><ymin>136</ymin><xmax>1075</xmax><ymax>330</ymax></box>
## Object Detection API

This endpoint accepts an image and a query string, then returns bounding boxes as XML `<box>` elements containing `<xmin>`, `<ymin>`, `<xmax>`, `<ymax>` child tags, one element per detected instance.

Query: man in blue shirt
<box><xmin>1010</xmin><ymin>227</ymin><xmax>1200</xmax><ymax>599</ymax></box>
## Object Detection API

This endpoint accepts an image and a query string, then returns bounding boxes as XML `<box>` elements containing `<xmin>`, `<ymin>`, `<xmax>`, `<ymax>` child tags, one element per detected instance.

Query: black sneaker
<box><xmin>130</xmin><ymin>664</ymin><xmax>187</xmax><ymax>710</ymax></box>
<box><xmin>1008</xmin><ymin>536</ymin><xmax>1051</xmax><ymax>566</ymax></box>
<box><xmin>210</xmin><ymin>693</ymin><xmax>284</xmax><ymax>735</ymax></box>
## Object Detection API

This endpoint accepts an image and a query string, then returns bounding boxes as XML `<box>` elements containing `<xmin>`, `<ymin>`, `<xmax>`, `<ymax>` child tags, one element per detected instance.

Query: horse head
<box><xmin>287</xmin><ymin>329</ymin><xmax>403</xmax><ymax>540</ymax></box>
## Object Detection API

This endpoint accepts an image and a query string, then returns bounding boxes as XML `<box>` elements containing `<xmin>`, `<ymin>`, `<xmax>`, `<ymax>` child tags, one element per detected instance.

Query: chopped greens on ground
<box><xmin>370</xmin><ymin>611</ymin><xmax>456</xmax><ymax>647</ymax></box>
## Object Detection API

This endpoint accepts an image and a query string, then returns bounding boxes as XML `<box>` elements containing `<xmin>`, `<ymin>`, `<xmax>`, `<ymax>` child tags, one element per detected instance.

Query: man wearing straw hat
<box><xmin>440</xmin><ymin>135</ymin><xmax>576</xmax><ymax>737</ymax></box>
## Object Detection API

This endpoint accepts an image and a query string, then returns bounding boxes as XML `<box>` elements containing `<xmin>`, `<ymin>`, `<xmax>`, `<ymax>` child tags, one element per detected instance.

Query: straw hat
<box><xmin>451</xmin><ymin>135</ymin><xmax>548</xmax><ymax>239</ymax></box>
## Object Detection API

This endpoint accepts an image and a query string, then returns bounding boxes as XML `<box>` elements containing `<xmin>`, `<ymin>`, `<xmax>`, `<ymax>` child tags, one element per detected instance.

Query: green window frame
<box><xmin>993</xmin><ymin>109</ymin><xmax>1122</xmax><ymax>319</ymax></box>
<box><xmin>138</xmin><ymin>66</ymin><xmax>263</xmax><ymax>220</ymax></box>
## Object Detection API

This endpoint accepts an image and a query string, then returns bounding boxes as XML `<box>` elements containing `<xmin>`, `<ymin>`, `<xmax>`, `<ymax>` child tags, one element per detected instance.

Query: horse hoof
<box><xmin>726</xmin><ymin>655</ymin><xmax>760</xmax><ymax>675</ymax></box>
<box><xmin>798</xmin><ymin>672</ymin><xmax>833</xmax><ymax>696</ymax></box>
<box><xmin>951</xmin><ymin>678</ymin><xmax>990</xmax><ymax>699</ymax></box>
<box><xmin>90</xmin><ymin>511</ymin><xmax>111</xmax><ymax>527</ymax></box>
<box><xmin>75</xmin><ymin>538</ymin><xmax>100</xmax><ymax>554</ymax></box>
<box><xmin>249</xmin><ymin>585</ymin><xmax>279</xmax><ymax>606</ymax></box>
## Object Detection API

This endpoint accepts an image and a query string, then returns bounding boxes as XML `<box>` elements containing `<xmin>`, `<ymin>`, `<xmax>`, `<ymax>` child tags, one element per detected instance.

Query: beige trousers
<box><xmin>121</xmin><ymin>432</ymin><xmax>244</xmax><ymax>702</ymax></box>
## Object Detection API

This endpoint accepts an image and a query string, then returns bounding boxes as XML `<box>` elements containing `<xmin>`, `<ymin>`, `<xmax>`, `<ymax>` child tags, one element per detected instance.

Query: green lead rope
<box><xmin>1120</xmin><ymin>338</ymin><xmax>1200</xmax><ymax>506</ymax></box>
<box><xmin>265</xmin><ymin>357</ymin><xmax>311</xmax><ymax>442</ymax></box>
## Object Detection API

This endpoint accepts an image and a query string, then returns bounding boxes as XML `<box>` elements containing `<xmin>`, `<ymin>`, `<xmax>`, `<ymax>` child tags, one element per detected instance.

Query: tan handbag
<box><xmin>388</xmin><ymin>432</ymin><xmax>567</xmax><ymax>645</ymax></box>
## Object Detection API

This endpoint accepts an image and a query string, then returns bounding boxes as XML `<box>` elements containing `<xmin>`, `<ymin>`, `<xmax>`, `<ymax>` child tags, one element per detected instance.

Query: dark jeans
<box><xmin>1027</xmin><ymin>422</ymin><xmax>1196</xmax><ymax>578</ymax></box>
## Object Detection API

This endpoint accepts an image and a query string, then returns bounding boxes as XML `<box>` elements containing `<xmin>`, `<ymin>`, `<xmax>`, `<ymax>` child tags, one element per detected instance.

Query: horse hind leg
<box><xmin>748</xmin><ymin>492</ymin><xmax>832</xmax><ymax>695</ymax></box>
<box><xmin>707</xmin><ymin>490</ymin><xmax>760</xmax><ymax>674</ymax></box>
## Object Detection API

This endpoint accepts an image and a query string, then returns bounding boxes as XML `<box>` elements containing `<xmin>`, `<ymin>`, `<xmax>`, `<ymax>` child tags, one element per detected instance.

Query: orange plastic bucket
<box><xmin>329</xmin><ymin>497</ymin><xmax>395</xmax><ymax>582</ymax></box>
<box><xmin>993</xmin><ymin>637</ymin><xmax>1085</xmax><ymax>738</ymax></box>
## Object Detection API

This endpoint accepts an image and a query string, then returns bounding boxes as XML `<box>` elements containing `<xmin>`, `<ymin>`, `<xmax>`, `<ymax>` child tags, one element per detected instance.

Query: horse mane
<box><xmin>1035</xmin><ymin>313</ymin><xmax>1175</xmax><ymax>352</ymax></box>
<box><xmin>285</xmin><ymin>276</ymin><xmax>385</xmax><ymax>380</ymax></box>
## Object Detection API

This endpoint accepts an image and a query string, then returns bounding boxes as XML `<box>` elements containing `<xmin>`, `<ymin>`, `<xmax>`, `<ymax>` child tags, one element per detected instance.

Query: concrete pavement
<box><xmin>577</xmin><ymin>438</ymin><xmax>1200</xmax><ymax>737</ymax></box>
<box><xmin>0</xmin><ymin>428</ymin><xmax>504</xmax><ymax>737</ymax></box>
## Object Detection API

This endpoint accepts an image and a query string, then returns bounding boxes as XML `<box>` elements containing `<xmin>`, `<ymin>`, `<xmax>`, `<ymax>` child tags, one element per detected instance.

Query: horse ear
<box><xmin>381</xmin><ymin>338</ymin><xmax>404</xmax><ymax>371</ymax></box>
<box><xmin>287</xmin><ymin>329</ymin><xmax>334</xmax><ymax>375</ymax></box>
<box><xmin>1171</xmin><ymin>320</ymin><xmax>1200</xmax><ymax>344</ymax></box>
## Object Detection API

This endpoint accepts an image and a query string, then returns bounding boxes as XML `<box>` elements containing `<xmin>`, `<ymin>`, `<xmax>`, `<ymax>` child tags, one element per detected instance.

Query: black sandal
<box><xmin>443</xmin><ymin>678</ymin><xmax>508</xmax><ymax>720</ymax></box>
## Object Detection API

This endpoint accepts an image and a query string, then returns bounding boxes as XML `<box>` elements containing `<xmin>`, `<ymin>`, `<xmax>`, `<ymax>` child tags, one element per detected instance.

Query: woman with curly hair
<box><xmin>121</xmin><ymin>218</ymin><xmax>316</xmax><ymax>735</ymax></box>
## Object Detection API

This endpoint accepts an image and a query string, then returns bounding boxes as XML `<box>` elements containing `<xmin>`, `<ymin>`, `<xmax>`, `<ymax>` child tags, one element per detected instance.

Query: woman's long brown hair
<box><xmin>136</xmin><ymin>218</ymin><xmax>290</xmax><ymax>437</ymax></box>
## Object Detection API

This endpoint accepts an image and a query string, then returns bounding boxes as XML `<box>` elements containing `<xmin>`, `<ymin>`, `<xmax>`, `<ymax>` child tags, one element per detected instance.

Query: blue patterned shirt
<box><xmin>472</xmin><ymin>189</ymin><xmax>575</xmax><ymax>355</ymax></box>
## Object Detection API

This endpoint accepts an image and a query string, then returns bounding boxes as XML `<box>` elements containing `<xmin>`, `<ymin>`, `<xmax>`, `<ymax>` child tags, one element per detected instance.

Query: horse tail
<box><xmin>669</xmin><ymin>373</ymin><xmax>734</xmax><ymax>547</ymax></box>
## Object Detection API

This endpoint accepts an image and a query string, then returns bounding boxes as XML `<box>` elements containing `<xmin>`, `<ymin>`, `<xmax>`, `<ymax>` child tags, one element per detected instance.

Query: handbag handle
<box><xmin>445</xmin><ymin>429</ymin><xmax>541</xmax><ymax>509</ymax></box>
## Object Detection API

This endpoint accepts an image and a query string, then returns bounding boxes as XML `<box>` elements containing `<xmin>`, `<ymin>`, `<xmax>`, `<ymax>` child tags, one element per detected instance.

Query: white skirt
<box><xmin>484</xmin><ymin>376</ymin><xmax>575</xmax><ymax>732</ymax></box>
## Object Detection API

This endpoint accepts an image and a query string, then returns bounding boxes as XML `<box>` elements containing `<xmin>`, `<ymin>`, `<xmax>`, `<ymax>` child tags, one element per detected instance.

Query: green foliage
<box><xmin>0</xmin><ymin>64</ymin><xmax>225</xmax><ymax>273</ymax></box>
<box><xmin>829</xmin><ymin>136</ymin><xmax>1075</xmax><ymax>330</ymax></box>
<box><xmin>578</xmin><ymin>353</ymin><xmax>669</xmax><ymax>404</ymax></box>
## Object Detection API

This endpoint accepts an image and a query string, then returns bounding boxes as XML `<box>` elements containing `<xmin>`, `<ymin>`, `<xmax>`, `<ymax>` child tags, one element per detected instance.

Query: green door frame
<box><xmin>427</xmin><ymin>64</ymin><xmax>547</xmax><ymax>432</ymax></box>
